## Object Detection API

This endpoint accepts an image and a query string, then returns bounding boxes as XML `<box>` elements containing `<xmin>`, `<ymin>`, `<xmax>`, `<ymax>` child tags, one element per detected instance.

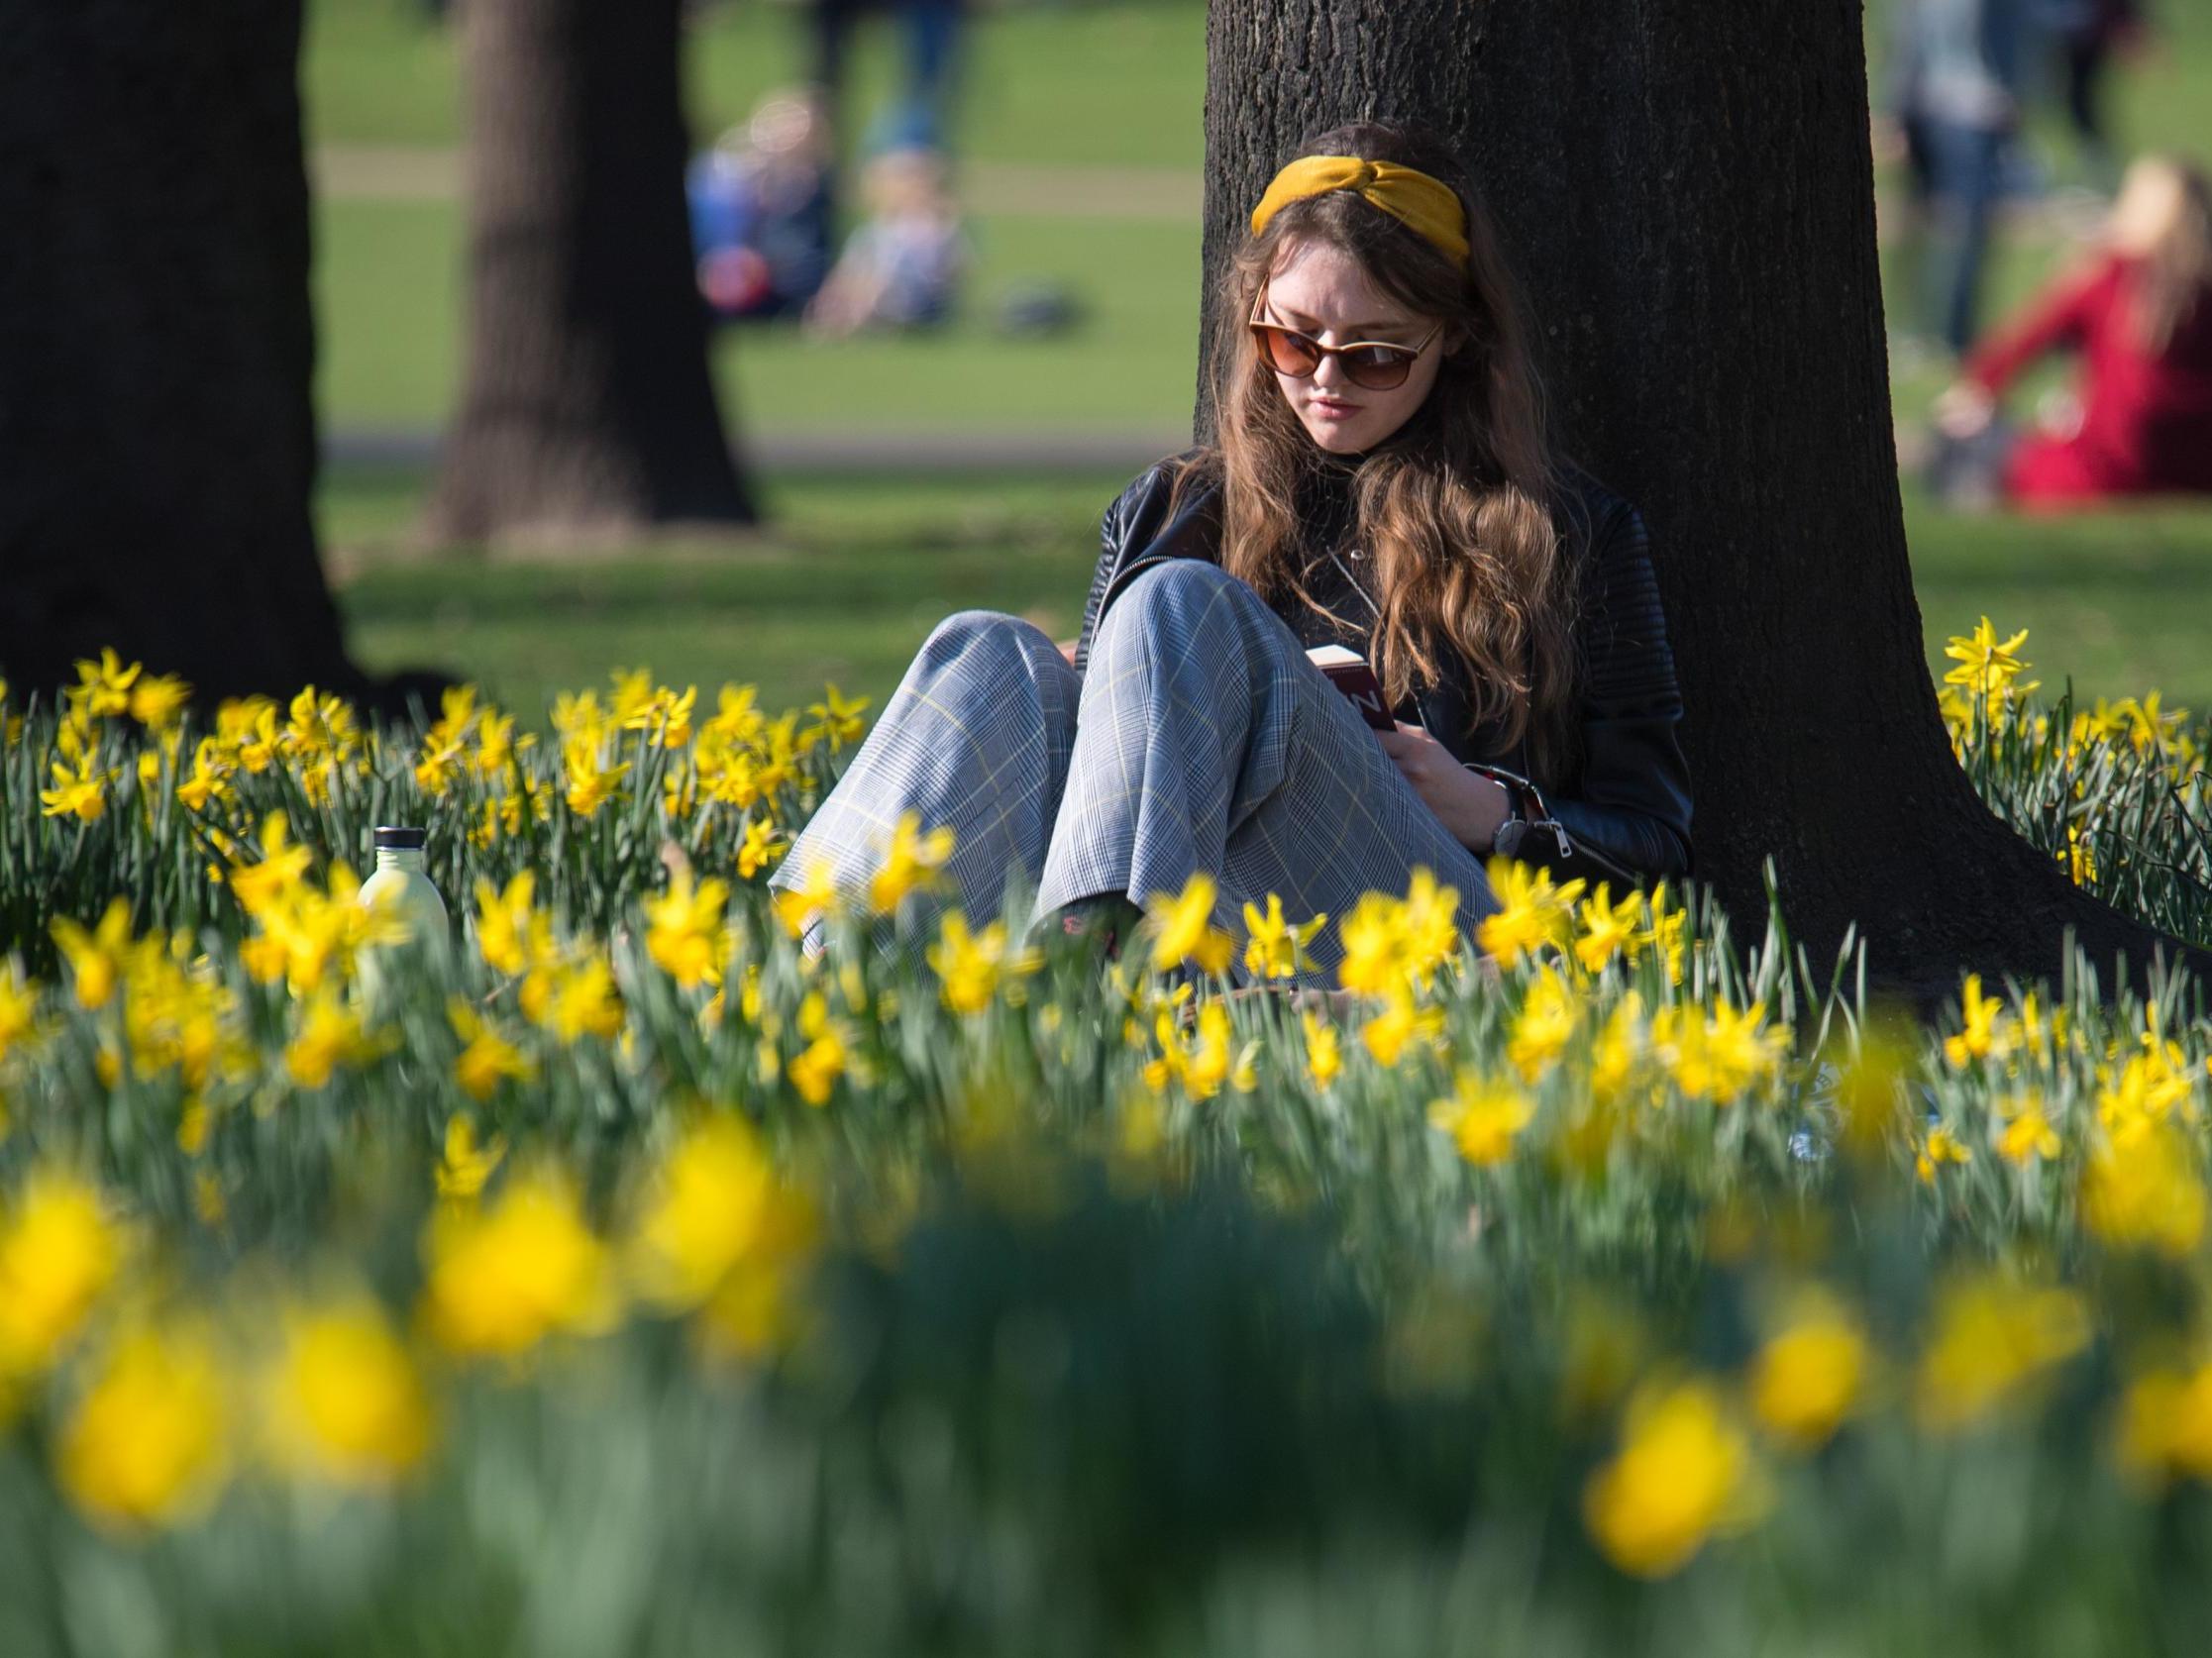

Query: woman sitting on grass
<box><xmin>1932</xmin><ymin>154</ymin><xmax>2212</xmax><ymax>511</ymax></box>
<box><xmin>772</xmin><ymin>120</ymin><xmax>1692</xmax><ymax>977</ymax></box>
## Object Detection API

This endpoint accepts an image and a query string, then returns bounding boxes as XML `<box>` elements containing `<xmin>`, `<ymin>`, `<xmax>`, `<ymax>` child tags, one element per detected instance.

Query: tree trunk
<box><xmin>0</xmin><ymin>0</ymin><xmax>369</xmax><ymax>706</ymax></box>
<box><xmin>1201</xmin><ymin>0</ymin><xmax>2209</xmax><ymax>998</ymax></box>
<box><xmin>426</xmin><ymin>0</ymin><xmax>757</xmax><ymax>548</ymax></box>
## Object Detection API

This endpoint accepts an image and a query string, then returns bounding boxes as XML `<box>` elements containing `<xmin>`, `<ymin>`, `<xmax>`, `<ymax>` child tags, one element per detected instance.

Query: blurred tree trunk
<box><xmin>0</xmin><ymin>0</ymin><xmax>370</xmax><ymax>705</ymax></box>
<box><xmin>426</xmin><ymin>0</ymin><xmax>757</xmax><ymax>548</ymax></box>
<box><xmin>1201</xmin><ymin>0</ymin><xmax>2206</xmax><ymax>995</ymax></box>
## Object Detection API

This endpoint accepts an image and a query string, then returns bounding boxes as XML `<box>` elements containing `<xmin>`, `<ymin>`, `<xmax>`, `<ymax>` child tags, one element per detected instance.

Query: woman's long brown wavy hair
<box><xmin>1168</xmin><ymin>120</ymin><xmax>1579</xmax><ymax>785</ymax></box>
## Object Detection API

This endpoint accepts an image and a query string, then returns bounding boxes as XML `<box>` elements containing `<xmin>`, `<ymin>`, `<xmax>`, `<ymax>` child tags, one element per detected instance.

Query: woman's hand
<box><xmin>1376</xmin><ymin>721</ymin><xmax>1512</xmax><ymax>851</ymax></box>
<box><xmin>1933</xmin><ymin>379</ymin><xmax>1996</xmax><ymax>440</ymax></box>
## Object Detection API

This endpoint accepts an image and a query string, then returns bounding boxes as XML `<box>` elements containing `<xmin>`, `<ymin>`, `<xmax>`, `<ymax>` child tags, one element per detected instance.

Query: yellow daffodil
<box><xmin>1144</xmin><ymin>872</ymin><xmax>1234</xmax><ymax>976</ymax></box>
<box><xmin>1428</xmin><ymin>1070</ymin><xmax>1535</xmax><ymax>1166</ymax></box>
<box><xmin>1746</xmin><ymin>1290</ymin><xmax>1869</xmax><ymax>1451</ymax></box>
<box><xmin>284</xmin><ymin>990</ymin><xmax>381</xmax><ymax>1089</ymax></box>
<box><xmin>1942</xmin><ymin>974</ymin><xmax>2013</xmax><ymax>1069</ymax></box>
<box><xmin>1583</xmin><ymin>1378</ymin><xmax>1766</xmax><ymax>1578</ymax></box>
<box><xmin>1574</xmin><ymin>882</ymin><xmax>1646</xmax><ymax>974</ymax></box>
<box><xmin>868</xmin><ymin>810</ymin><xmax>957</xmax><ymax>916</ymax></box>
<box><xmin>227</xmin><ymin>812</ymin><xmax>314</xmax><ymax>917</ymax></box>
<box><xmin>57</xmin><ymin>1320</ymin><xmax>230</xmax><ymax>1531</ymax></box>
<box><xmin>1994</xmin><ymin>1088</ymin><xmax>2061</xmax><ymax>1166</ymax></box>
<box><xmin>52</xmin><ymin>898</ymin><xmax>135</xmax><ymax>1010</ymax></box>
<box><xmin>436</xmin><ymin>1116</ymin><xmax>508</xmax><ymax>1202</ymax></box>
<box><xmin>0</xmin><ymin>961</ymin><xmax>38</xmax><ymax>1061</ymax></box>
<box><xmin>626</xmin><ymin>1115</ymin><xmax>819</xmax><ymax>1353</ymax></box>
<box><xmin>1507</xmin><ymin>966</ymin><xmax>1578</xmax><ymax>1083</ymax></box>
<box><xmin>0</xmin><ymin>1169</ymin><xmax>123</xmax><ymax>1376</ymax></box>
<box><xmin>803</xmin><ymin>683</ymin><xmax>872</xmax><ymax>752</ymax></box>
<box><xmin>786</xmin><ymin>992</ymin><xmax>849</xmax><ymax>1106</ymax></box>
<box><xmin>1942</xmin><ymin>618</ymin><xmax>2038</xmax><ymax>722</ymax></box>
<box><xmin>1241</xmin><ymin>892</ymin><xmax>1326</xmax><ymax>981</ymax></box>
<box><xmin>927</xmin><ymin>911</ymin><xmax>1035</xmax><ymax>1015</ymax></box>
<box><xmin>1476</xmin><ymin>858</ymin><xmax>1584</xmax><ymax>970</ymax></box>
<box><xmin>473</xmin><ymin>872</ymin><xmax>548</xmax><ymax>978</ymax></box>
<box><xmin>1914</xmin><ymin>1274</ymin><xmax>2088</xmax><ymax>1432</ymax></box>
<box><xmin>421</xmin><ymin>1167</ymin><xmax>620</xmax><ymax>1358</ymax></box>
<box><xmin>262</xmin><ymin>1295</ymin><xmax>432</xmax><ymax>1487</ymax></box>
<box><xmin>737</xmin><ymin>817</ymin><xmax>790</xmax><ymax>880</ymax></box>
<box><xmin>1651</xmin><ymin>998</ymin><xmax>1788</xmax><ymax>1104</ymax></box>
<box><xmin>43</xmin><ymin>745</ymin><xmax>118</xmax><ymax>821</ymax></box>
<box><xmin>1302</xmin><ymin>1009</ymin><xmax>1342</xmax><ymax>1088</ymax></box>
<box><xmin>1915</xmin><ymin>1125</ymin><xmax>1972</xmax><ymax>1183</ymax></box>
<box><xmin>1336</xmin><ymin>889</ymin><xmax>1412</xmax><ymax>997</ymax></box>
<box><xmin>448</xmin><ymin>1000</ymin><xmax>535</xmax><ymax>1102</ymax></box>
<box><xmin>1361</xmin><ymin>985</ymin><xmax>1444</xmax><ymax>1067</ymax></box>
<box><xmin>644</xmin><ymin>869</ymin><xmax>731</xmax><ymax>990</ymax></box>
<box><xmin>562</xmin><ymin>741</ymin><xmax>629</xmax><ymax>818</ymax></box>
<box><xmin>69</xmin><ymin>649</ymin><xmax>141</xmax><ymax>720</ymax></box>
<box><xmin>2116</xmin><ymin>1362</ymin><xmax>2212</xmax><ymax>1486</ymax></box>
<box><xmin>2081</xmin><ymin>1125</ymin><xmax>2205</xmax><ymax>1259</ymax></box>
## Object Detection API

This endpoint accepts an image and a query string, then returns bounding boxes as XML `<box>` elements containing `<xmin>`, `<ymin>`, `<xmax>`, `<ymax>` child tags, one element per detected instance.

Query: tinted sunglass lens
<box><xmin>1344</xmin><ymin>349</ymin><xmax>1413</xmax><ymax>390</ymax></box>
<box><xmin>1256</xmin><ymin>327</ymin><xmax>1320</xmax><ymax>376</ymax></box>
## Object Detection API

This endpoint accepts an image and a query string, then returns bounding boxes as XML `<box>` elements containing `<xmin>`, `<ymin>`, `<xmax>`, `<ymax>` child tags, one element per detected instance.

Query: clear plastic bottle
<box><xmin>357</xmin><ymin>826</ymin><xmax>449</xmax><ymax>1005</ymax></box>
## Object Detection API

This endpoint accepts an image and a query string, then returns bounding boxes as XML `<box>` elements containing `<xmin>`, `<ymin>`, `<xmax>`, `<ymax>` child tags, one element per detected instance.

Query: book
<box><xmin>1306</xmin><ymin>644</ymin><xmax>1397</xmax><ymax>733</ymax></box>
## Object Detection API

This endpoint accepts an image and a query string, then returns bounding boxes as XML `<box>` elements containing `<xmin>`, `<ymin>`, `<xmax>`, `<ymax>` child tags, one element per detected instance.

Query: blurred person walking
<box><xmin>2039</xmin><ymin>0</ymin><xmax>2150</xmax><ymax>191</ymax></box>
<box><xmin>1886</xmin><ymin>0</ymin><xmax>2035</xmax><ymax>357</ymax></box>
<box><xmin>1931</xmin><ymin>155</ymin><xmax>2212</xmax><ymax>509</ymax></box>
<box><xmin>810</xmin><ymin>0</ymin><xmax>968</xmax><ymax>160</ymax></box>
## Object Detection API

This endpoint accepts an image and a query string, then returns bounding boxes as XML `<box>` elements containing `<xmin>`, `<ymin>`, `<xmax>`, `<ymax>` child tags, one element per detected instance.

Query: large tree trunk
<box><xmin>426</xmin><ymin>0</ymin><xmax>757</xmax><ymax>548</ymax></box>
<box><xmin>1202</xmin><ymin>0</ymin><xmax>2207</xmax><ymax>997</ymax></box>
<box><xmin>0</xmin><ymin>0</ymin><xmax>368</xmax><ymax>705</ymax></box>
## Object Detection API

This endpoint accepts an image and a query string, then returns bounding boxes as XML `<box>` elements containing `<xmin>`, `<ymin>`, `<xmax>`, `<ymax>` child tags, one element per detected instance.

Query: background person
<box><xmin>1932</xmin><ymin>153</ymin><xmax>2212</xmax><ymax>509</ymax></box>
<box><xmin>687</xmin><ymin>88</ymin><xmax>837</xmax><ymax>322</ymax></box>
<box><xmin>2039</xmin><ymin>0</ymin><xmax>2150</xmax><ymax>191</ymax></box>
<box><xmin>771</xmin><ymin>123</ymin><xmax>1691</xmax><ymax>975</ymax></box>
<box><xmin>1886</xmin><ymin>0</ymin><xmax>2036</xmax><ymax>357</ymax></box>
<box><xmin>802</xmin><ymin>145</ymin><xmax>969</xmax><ymax>336</ymax></box>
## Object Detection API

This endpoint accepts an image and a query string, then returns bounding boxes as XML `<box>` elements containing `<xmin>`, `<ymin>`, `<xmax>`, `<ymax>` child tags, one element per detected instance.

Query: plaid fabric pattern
<box><xmin>771</xmin><ymin>560</ymin><xmax>1498</xmax><ymax>977</ymax></box>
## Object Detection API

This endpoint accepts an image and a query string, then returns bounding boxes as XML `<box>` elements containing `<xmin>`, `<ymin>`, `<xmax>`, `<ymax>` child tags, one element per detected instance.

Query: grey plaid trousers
<box><xmin>769</xmin><ymin>559</ymin><xmax>1499</xmax><ymax>977</ymax></box>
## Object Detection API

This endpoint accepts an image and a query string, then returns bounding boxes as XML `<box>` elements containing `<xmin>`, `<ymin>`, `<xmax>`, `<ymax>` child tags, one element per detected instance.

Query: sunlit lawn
<box><xmin>317</xmin><ymin>198</ymin><xmax>1200</xmax><ymax>433</ymax></box>
<box><xmin>329</xmin><ymin>464</ymin><xmax>2212</xmax><ymax>727</ymax></box>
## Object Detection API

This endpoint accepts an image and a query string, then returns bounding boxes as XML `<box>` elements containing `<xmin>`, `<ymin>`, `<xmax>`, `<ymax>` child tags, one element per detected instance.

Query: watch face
<box><xmin>1493</xmin><ymin>818</ymin><xmax>1527</xmax><ymax>859</ymax></box>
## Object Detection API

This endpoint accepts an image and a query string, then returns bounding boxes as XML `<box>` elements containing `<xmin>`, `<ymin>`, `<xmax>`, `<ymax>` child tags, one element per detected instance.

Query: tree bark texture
<box><xmin>427</xmin><ymin>0</ymin><xmax>757</xmax><ymax>546</ymax></box>
<box><xmin>0</xmin><ymin>0</ymin><xmax>365</xmax><ymax>704</ymax></box>
<box><xmin>1201</xmin><ymin>0</ymin><xmax>2208</xmax><ymax>996</ymax></box>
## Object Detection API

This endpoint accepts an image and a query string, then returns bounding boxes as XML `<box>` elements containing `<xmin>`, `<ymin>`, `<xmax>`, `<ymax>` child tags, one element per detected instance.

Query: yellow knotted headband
<box><xmin>1248</xmin><ymin>155</ymin><xmax>1470</xmax><ymax>270</ymax></box>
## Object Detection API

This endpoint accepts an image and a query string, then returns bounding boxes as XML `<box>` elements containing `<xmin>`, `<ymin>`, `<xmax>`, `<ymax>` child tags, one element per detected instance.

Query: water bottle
<box><xmin>357</xmin><ymin>826</ymin><xmax>449</xmax><ymax>1007</ymax></box>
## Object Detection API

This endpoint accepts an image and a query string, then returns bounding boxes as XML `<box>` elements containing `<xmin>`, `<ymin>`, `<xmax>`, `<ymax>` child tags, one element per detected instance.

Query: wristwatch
<box><xmin>1460</xmin><ymin>762</ymin><xmax>1532</xmax><ymax>857</ymax></box>
<box><xmin>1489</xmin><ymin>778</ymin><xmax>1527</xmax><ymax>858</ymax></box>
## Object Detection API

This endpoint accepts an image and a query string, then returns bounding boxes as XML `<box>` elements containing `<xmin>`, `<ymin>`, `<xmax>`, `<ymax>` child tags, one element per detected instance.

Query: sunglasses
<box><xmin>1247</xmin><ymin>293</ymin><xmax>1444</xmax><ymax>391</ymax></box>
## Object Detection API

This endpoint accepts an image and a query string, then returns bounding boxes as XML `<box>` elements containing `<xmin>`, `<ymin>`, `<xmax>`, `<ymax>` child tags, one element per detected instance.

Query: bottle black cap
<box><xmin>372</xmin><ymin>826</ymin><xmax>428</xmax><ymax>851</ymax></box>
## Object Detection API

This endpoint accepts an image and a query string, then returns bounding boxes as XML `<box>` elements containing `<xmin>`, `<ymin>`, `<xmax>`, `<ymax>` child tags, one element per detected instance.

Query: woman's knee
<box><xmin>917</xmin><ymin>609</ymin><xmax>1058</xmax><ymax>679</ymax></box>
<box><xmin>1093</xmin><ymin>560</ymin><xmax>1255</xmax><ymax>658</ymax></box>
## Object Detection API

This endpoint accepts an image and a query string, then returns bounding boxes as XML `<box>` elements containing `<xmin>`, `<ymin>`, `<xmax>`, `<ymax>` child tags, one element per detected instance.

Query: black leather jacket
<box><xmin>1072</xmin><ymin>455</ymin><xmax>1693</xmax><ymax>887</ymax></box>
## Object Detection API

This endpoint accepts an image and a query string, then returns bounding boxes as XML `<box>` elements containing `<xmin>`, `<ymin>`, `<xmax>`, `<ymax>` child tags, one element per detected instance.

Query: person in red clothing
<box><xmin>1931</xmin><ymin>154</ymin><xmax>2212</xmax><ymax>510</ymax></box>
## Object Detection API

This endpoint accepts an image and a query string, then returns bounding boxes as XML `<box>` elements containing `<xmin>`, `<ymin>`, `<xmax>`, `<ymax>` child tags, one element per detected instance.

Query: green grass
<box><xmin>336</xmin><ymin>467</ymin><xmax>1126</xmax><ymax>719</ymax></box>
<box><xmin>305</xmin><ymin>0</ymin><xmax>1208</xmax><ymax>168</ymax></box>
<box><xmin>328</xmin><ymin>465</ymin><xmax>2212</xmax><ymax>728</ymax></box>
<box><xmin>315</xmin><ymin>198</ymin><xmax>1198</xmax><ymax>431</ymax></box>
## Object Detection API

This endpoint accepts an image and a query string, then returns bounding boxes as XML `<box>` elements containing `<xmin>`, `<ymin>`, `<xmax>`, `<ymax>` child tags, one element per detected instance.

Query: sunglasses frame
<box><xmin>1247</xmin><ymin>291</ymin><xmax>1444</xmax><ymax>391</ymax></box>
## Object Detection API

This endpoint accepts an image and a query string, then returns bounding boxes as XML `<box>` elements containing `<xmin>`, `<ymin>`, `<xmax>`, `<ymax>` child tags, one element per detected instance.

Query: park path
<box><xmin>314</xmin><ymin>146</ymin><xmax>1201</xmax><ymax>220</ymax></box>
